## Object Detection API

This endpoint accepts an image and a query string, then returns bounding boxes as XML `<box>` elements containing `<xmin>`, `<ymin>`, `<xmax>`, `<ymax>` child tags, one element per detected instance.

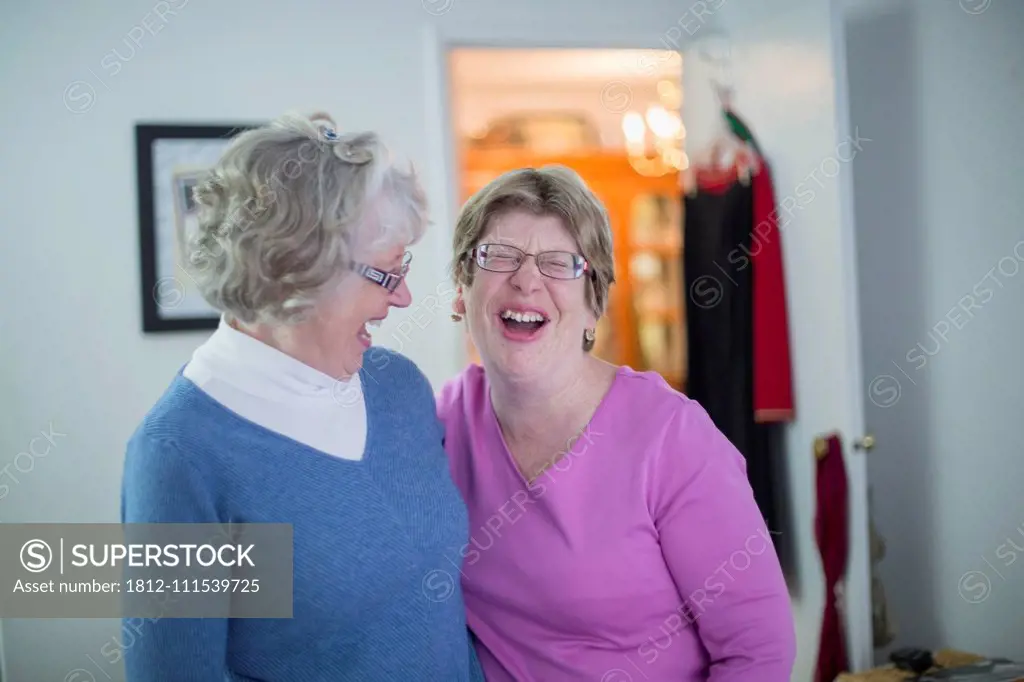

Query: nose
<box><xmin>508</xmin><ymin>256</ymin><xmax>544</xmax><ymax>293</ymax></box>
<box><xmin>388</xmin><ymin>278</ymin><xmax>412</xmax><ymax>308</ymax></box>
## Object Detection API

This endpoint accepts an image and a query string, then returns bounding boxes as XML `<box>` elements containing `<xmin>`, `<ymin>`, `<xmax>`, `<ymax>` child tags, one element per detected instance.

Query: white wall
<box><xmin>1</xmin><ymin>0</ymin><xmax>858</xmax><ymax>680</ymax></box>
<box><xmin>845</xmin><ymin>0</ymin><xmax>1024</xmax><ymax>663</ymax></box>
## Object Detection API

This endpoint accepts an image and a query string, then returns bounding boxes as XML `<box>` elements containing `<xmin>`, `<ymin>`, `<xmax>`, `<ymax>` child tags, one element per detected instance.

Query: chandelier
<box><xmin>621</xmin><ymin>80</ymin><xmax>687</xmax><ymax>177</ymax></box>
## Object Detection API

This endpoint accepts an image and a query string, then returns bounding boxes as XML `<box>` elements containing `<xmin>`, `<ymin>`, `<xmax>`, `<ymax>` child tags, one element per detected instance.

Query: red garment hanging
<box><xmin>814</xmin><ymin>434</ymin><xmax>850</xmax><ymax>682</ymax></box>
<box><xmin>751</xmin><ymin>163</ymin><xmax>795</xmax><ymax>423</ymax></box>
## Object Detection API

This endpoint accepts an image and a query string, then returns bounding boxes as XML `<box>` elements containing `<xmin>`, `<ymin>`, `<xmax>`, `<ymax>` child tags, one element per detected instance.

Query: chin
<box><xmin>348</xmin><ymin>352</ymin><xmax>366</xmax><ymax>372</ymax></box>
<box><xmin>485</xmin><ymin>341</ymin><xmax>551</xmax><ymax>381</ymax></box>
<box><xmin>351</xmin><ymin>344</ymin><xmax>369</xmax><ymax>366</ymax></box>
<box><xmin>334</xmin><ymin>344</ymin><xmax>365</xmax><ymax>378</ymax></box>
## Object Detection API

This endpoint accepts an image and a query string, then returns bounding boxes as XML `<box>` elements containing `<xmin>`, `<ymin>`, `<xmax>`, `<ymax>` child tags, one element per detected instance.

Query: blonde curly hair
<box><xmin>186</xmin><ymin>110</ymin><xmax>427</xmax><ymax>325</ymax></box>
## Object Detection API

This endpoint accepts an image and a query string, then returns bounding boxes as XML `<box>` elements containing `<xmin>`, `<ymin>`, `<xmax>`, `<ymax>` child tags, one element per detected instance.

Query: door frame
<box><xmin>829</xmin><ymin>0</ymin><xmax>875</xmax><ymax>670</ymax></box>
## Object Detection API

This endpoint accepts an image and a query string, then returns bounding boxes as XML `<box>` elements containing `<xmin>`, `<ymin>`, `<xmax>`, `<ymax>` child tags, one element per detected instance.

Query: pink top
<box><xmin>436</xmin><ymin>364</ymin><xmax>796</xmax><ymax>682</ymax></box>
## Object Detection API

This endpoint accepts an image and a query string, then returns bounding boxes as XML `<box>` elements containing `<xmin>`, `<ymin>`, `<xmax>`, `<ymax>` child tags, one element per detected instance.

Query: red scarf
<box><xmin>815</xmin><ymin>434</ymin><xmax>850</xmax><ymax>682</ymax></box>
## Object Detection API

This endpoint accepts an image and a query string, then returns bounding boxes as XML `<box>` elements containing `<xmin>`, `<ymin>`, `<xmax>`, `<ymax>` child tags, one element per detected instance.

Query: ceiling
<box><xmin>449</xmin><ymin>48</ymin><xmax>682</xmax><ymax>88</ymax></box>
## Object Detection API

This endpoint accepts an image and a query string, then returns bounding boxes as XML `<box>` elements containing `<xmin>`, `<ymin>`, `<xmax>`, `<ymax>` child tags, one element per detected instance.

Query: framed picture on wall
<box><xmin>135</xmin><ymin>123</ymin><xmax>259</xmax><ymax>332</ymax></box>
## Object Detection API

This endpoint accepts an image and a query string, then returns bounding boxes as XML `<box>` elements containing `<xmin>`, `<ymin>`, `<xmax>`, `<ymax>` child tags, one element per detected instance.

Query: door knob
<box><xmin>854</xmin><ymin>434</ymin><xmax>876</xmax><ymax>451</ymax></box>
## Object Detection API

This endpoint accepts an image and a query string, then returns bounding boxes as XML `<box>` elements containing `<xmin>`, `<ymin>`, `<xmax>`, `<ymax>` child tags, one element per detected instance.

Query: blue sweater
<box><xmin>121</xmin><ymin>348</ymin><xmax>483</xmax><ymax>681</ymax></box>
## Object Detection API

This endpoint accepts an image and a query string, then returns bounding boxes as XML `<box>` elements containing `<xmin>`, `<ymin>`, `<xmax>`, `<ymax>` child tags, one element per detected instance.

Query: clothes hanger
<box><xmin>681</xmin><ymin>35</ymin><xmax>762</xmax><ymax>195</ymax></box>
<box><xmin>717</xmin><ymin>81</ymin><xmax>762</xmax><ymax>162</ymax></box>
<box><xmin>683</xmin><ymin>81</ymin><xmax>759</xmax><ymax>196</ymax></box>
<box><xmin>711</xmin><ymin>80</ymin><xmax>761</xmax><ymax>181</ymax></box>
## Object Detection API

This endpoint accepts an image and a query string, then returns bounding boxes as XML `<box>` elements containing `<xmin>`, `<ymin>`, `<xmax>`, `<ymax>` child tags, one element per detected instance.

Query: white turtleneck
<box><xmin>182</xmin><ymin>318</ymin><xmax>366</xmax><ymax>460</ymax></box>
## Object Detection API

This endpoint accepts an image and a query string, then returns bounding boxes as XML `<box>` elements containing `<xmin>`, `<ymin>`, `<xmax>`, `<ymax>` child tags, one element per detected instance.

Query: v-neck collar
<box><xmin>482</xmin><ymin>366</ymin><xmax>626</xmax><ymax>488</ymax></box>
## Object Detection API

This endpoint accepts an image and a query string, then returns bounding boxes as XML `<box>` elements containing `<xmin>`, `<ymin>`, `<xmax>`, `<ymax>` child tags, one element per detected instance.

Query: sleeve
<box><xmin>120</xmin><ymin>429</ymin><xmax>233</xmax><ymax>682</ymax></box>
<box><xmin>434</xmin><ymin>373</ymin><xmax>465</xmax><ymax>443</ymax></box>
<box><xmin>752</xmin><ymin>163</ymin><xmax>795</xmax><ymax>423</ymax></box>
<box><xmin>648</xmin><ymin>400</ymin><xmax>796</xmax><ymax>682</ymax></box>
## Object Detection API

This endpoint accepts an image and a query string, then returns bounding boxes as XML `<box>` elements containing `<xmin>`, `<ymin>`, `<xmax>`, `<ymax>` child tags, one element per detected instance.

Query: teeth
<box><xmin>501</xmin><ymin>309</ymin><xmax>546</xmax><ymax>323</ymax></box>
<box><xmin>367</xmin><ymin>320</ymin><xmax>382</xmax><ymax>328</ymax></box>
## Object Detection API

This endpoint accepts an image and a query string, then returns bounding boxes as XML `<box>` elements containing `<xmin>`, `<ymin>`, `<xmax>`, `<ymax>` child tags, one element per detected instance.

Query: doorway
<box><xmin>447</xmin><ymin>47</ymin><xmax>687</xmax><ymax>390</ymax></box>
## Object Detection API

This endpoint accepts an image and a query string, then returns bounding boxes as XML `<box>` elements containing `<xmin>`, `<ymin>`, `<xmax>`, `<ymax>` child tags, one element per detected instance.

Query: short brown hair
<box><xmin>450</xmin><ymin>165</ymin><xmax>615</xmax><ymax>318</ymax></box>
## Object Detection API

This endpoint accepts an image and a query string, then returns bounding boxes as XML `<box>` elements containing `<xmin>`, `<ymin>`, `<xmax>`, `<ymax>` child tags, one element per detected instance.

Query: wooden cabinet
<box><xmin>458</xmin><ymin>146</ymin><xmax>687</xmax><ymax>390</ymax></box>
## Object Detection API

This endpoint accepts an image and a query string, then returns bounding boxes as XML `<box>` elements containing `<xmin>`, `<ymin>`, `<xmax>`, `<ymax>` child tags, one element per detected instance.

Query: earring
<box><xmin>451</xmin><ymin>313</ymin><xmax>463</xmax><ymax>322</ymax></box>
<box><xmin>582</xmin><ymin>328</ymin><xmax>596</xmax><ymax>352</ymax></box>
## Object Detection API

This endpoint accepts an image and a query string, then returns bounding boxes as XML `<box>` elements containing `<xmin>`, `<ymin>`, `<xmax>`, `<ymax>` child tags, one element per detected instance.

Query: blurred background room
<box><xmin>1</xmin><ymin>0</ymin><xmax>1022</xmax><ymax>680</ymax></box>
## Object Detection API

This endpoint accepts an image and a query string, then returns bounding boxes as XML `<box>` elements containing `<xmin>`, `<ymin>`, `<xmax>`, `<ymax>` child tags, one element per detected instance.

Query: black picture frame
<box><xmin>135</xmin><ymin>123</ymin><xmax>260</xmax><ymax>332</ymax></box>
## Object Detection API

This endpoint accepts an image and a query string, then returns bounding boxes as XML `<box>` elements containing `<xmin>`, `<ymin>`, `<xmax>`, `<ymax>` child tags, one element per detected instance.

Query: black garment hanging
<box><xmin>682</xmin><ymin>181</ymin><xmax>791</xmax><ymax>576</ymax></box>
<box><xmin>684</xmin><ymin>181</ymin><xmax>754</xmax><ymax>455</ymax></box>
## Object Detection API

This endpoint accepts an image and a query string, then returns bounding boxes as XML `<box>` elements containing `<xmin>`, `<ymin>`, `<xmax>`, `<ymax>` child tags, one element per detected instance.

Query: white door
<box><xmin>423</xmin><ymin>1</ymin><xmax>875</xmax><ymax>679</ymax></box>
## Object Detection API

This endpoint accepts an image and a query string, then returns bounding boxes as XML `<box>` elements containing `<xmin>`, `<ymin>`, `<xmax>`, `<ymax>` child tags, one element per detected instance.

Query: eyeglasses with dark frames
<box><xmin>468</xmin><ymin>243</ymin><xmax>590</xmax><ymax>280</ymax></box>
<box><xmin>352</xmin><ymin>251</ymin><xmax>412</xmax><ymax>293</ymax></box>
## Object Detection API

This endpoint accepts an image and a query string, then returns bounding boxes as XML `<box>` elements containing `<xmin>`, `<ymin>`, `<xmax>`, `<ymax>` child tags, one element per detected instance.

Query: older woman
<box><xmin>437</xmin><ymin>165</ymin><xmax>796</xmax><ymax>681</ymax></box>
<box><xmin>121</xmin><ymin>112</ymin><xmax>482</xmax><ymax>681</ymax></box>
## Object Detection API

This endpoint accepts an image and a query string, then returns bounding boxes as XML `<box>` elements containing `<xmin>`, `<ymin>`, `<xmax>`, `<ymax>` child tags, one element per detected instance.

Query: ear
<box><xmin>452</xmin><ymin>286</ymin><xmax>466</xmax><ymax>315</ymax></box>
